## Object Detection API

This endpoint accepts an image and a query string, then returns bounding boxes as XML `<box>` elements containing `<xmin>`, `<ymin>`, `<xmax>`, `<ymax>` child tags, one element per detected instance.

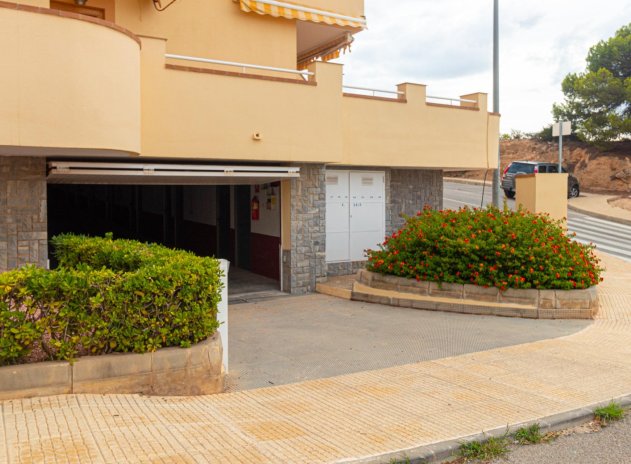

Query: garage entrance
<box><xmin>47</xmin><ymin>162</ymin><xmax>298</xmax><ymax>299</ymax></box>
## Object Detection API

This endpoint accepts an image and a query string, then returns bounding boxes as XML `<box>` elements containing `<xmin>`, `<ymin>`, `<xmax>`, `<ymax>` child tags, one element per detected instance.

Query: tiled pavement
<box><xmin>2</xmin><ymin>253</ymin><xmax>631</xmax><ymax>464</ymax></box>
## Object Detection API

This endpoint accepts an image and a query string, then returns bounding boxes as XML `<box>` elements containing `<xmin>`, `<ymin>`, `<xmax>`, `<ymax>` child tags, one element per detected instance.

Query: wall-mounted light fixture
<box><xmin>153</xmin><ymin>0</ymin><xmax>179</xmax><ymax>11</ymax></box>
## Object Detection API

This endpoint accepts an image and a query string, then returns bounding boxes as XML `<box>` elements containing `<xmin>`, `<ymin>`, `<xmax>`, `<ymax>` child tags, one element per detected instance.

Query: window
<box><xmin>50</xmin><ymin>1</ymin><xmax>110</xmax><ymax>20</ymax></box>
<box><xmin>507</xmin><ymin>163</ymin><xmax>535</xmax><ymax>174</ymax></box>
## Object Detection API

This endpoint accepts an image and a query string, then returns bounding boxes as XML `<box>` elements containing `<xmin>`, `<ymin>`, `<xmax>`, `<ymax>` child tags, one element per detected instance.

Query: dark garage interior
<box><xmin>47</xmin><ymin>183</ymin><xmax>282</xmax><ymax>295</ymax></box>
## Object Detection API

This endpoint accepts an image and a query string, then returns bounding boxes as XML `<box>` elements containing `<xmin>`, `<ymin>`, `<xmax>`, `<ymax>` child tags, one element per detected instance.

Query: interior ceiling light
<box><xmin>74</xmin><ymin>0</ymin><xmax>87</xmax><ymax>5</ymax></box>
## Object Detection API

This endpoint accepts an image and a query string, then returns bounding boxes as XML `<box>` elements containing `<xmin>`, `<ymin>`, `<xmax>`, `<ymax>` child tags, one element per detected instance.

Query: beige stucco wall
<box><xmin>341</xmin><ymin>87</ymin><xmax>499</xmax><ymax>169</ymax></box>
<box><xmin>301</xmin><ymin>0</ymin><xmax>365</xmax><ymax>18</ymax></box>
<box><xmin>116</xmin><ymin>0</ymin><xmax>297</xmax><ymax>70</ymax></box>
<box><xmin>42</xmin><ymin>0</ymin><xmax>361</xmax><ymax>71</ymax></box>
<box><xmin>516</xmin><ymin>173</ymin><xmax>568</xmax><ymax>224</ymax></box>
<box><xmin>0</xmin><ymin>6</ymin><xmax>141</xmax><ymax>155</ymax></box>
<box><xmin>14</xmin><ymin>0</ymin><xmax>48</xmax><ymax>6</ymax></box>
<box><xmin>4</xmin><ymin>1</ymin><xmax>498</xmax><ymax>169</ymax></box>
<box><xmin>140</xmin><ymin>38</ymin><xmax>344</xmax><ymax>162</ymax></box>
<box><xmin>139</xmin><ymin>38</ymin><xmax>499</xmax><ymax>168</ymax></box>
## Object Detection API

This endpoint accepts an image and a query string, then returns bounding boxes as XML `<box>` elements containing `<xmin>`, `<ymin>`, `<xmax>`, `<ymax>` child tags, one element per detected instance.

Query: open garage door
<box><xmin>47</xmin><ymin>161</ymin><xmax>299</xmax><ymax>185</ymax></box>
<box><xmin>47</xmin><ymin>161</ymin><xmax>297</xmax><ymax>298</ymax></box>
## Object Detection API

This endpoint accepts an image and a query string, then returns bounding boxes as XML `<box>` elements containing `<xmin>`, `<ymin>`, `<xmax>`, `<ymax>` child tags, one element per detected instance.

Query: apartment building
<box><xmin>0</xmin><ymin>0</ymin><xmax>499</xmax><ymax>294</ymax></box>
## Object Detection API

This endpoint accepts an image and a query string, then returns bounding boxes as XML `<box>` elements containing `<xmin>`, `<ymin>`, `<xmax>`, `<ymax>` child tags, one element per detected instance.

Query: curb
<box><xmin>444</xmin><ymin>177</ymin><xmax>492</xmax><ymax>187</ymax></box>
<box><xmin>316</xmin><ymin>282</ymin><xmax>352</xmax><ymax>300</ymax></box>
<box><xmin>568</xmin><ymin>203</ymin><xmax>631</xmax><ymax>227</ymax></box>
<box><xmin>353</xmin><ymin>271</ymin><xmax>598</xmax><ymax>320</ymax></box>
<box><xmin>347</xmin><ymin>394</ymin><xmax>631</xmax><ymax>464</ymax></box>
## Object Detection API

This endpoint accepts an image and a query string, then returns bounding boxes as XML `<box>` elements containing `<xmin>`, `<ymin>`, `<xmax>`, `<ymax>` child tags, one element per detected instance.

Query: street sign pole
<box><xmin>553</xmin><ymin>121</ymin><xmax>571</xmax><ymax>172</ymax></box>
<box><xmin>558</xmin><ymin>121</ymin><xmax>563</xmax><ymax>173</ymax></box>
<box><xmin>491</xmin><ymin>0</ymin><xmax>501</xmax><ymax>207</ymax></box>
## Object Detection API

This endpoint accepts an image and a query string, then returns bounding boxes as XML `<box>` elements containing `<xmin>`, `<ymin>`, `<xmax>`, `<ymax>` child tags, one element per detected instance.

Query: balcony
<box><xmin>141</xmin><ymin>36</ymin><xmax>499</xmax><ymax>170</ymax></box>
<box><xmin>0</xmin><ymin>3</ymin><xmax>141</xmax><ymax>157</ymax></box>
<box><xmin>341</xmin><ymin>86</ymin><xmax>499</xmax><ymax>169</ymax></box>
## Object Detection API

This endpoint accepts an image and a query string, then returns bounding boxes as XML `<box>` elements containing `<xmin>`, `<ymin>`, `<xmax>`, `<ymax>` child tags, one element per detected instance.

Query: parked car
<box><xmin>501</xmin><ymin>161</ymin><xmax>580</xmax><ymax>199</ymax></box>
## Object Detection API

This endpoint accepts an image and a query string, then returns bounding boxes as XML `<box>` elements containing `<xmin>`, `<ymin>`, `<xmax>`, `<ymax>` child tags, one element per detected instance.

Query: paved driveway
<box><xmin>228</xmin><ymin>294</ymin><xmax>590</xmax><ymax>391</ymax></box>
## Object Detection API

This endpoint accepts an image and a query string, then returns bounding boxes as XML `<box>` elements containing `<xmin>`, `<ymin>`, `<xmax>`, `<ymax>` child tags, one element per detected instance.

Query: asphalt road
<box><xmin>444</xmin><ymin>181</ymin><xmax>631</xmax><ymax>263</ymax></box>
<box><xmin>488</xmin><ymin>413</ymin><xmax>631</xmax><ymax>464</ymax></box>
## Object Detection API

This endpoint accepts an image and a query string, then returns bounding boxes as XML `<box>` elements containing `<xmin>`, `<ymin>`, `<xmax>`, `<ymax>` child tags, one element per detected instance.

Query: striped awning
<box><xmin>238</xmin><ymin>0</ymin><xmax>366</xmax><ymax>29</ymax></box>
<box><xmin>298</xmin><ymin>32</ymin><xmax>353</xmax><ymax>69</ymax></box>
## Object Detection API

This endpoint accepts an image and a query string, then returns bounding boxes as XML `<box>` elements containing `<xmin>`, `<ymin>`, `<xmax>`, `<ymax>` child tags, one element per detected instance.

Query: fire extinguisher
<box><xmin>251</xmin><ymin>195</ymin><xmax>260</xmax><ymax>221</ymax></box>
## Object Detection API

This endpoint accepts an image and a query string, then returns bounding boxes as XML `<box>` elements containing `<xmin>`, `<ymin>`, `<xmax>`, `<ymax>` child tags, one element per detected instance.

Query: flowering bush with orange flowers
<box><xmin>366</xmin><ymin>206</ymin><xmax>603</xmax><ymax>291</ymax></box>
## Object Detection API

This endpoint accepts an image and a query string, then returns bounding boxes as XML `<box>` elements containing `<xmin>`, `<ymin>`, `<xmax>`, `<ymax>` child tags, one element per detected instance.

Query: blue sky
<box><xmin>335</xmin><ymin>0</ymin><xmax>631</xmax><ymax>134</ymax></box>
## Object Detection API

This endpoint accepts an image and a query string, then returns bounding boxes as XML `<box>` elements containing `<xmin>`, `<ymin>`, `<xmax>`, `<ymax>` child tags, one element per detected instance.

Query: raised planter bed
<box><xmin>353</xmin><ymin>270</ymin><xmax>599</xmax><ymax>320</ymax></box>
<box><xmin>0</xmin><ymin>333</ymin><xmax>224</xmax><ymax>401</ymax></box>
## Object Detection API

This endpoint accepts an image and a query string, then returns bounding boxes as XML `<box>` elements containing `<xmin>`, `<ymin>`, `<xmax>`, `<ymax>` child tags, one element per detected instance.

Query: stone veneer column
<box><xmin>386</xmin><ymin>169</ymin><xmax>443</xmax><ymax>236</ymax></box>
<box><xmin>0</xmin><ymin>157</ymin><xmax>48</xmax><ymax>272</ymax></box>
<box><xmin>287</xmin><ymin>163</ymin><xmax>326</xmax><ymax>294</ymax></box>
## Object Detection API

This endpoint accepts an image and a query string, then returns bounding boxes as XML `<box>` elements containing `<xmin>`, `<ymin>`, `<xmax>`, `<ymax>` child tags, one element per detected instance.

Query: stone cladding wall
<box><xmin>288</xmin><ymin>163</ymin><xmax>327</xmax><ymax>294</ymax></box>
<box><xmin>386</xmin><ymin>169</ymin><xmax>443</xmax><ymax>236</ymax></box>
<box><xmin>0</xmin><ymin>157</ymin><xmax>48</xmax><ymax>272</ymax></box>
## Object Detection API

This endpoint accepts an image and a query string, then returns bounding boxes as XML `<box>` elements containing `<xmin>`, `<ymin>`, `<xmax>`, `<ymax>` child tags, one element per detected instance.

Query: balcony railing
<box><xmin>342</xmin><ymin>85</ymin><xmax>479</xmax><ymax>108</ymax></box>
<box><xmin>164</xmin><ymin>56</ymin><xmax>479</xmax><ymax>109</ymax></box>
<box><xmin>426</xmin><ymin>95</ymin><xmax>478</xmax><ymax>107</ymax></box>
<box><xmin>342</xmin><ymin>85</ymin><xmax>403</xmax><ymax>98</ymax></box>
<box><xmin>165</xmin><ymin>54</ymin><xmax>313</xmax><ymax>79</ymax></box>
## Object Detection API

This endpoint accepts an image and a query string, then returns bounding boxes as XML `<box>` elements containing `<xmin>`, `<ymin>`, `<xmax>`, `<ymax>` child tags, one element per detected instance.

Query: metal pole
<box><xmin>492</xmin><ymin>0</ymin><xmax>501</xmax><ymax>207</ymax></box>
<box><xmin>558</xmin><ymin>121</ymin><xmax>563</xmax><ymax>172</ymax></box>
<box><xmin>218</xmin><ymin>259</ymin><xmax>229</xmax><ymax>371</ymax></box>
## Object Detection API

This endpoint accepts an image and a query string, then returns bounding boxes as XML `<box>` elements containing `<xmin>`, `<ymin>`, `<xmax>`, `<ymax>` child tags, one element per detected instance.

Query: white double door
<box><xmin>326</xmin><ymin>170</ymin><xmax>385</xmax><ymax>263</ymax></box>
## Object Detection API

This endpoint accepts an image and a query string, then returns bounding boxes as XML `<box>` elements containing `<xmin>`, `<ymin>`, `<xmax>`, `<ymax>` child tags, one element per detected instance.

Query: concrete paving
<box><xmin>2</xmin><ymin>252</ymin><xmax>630</xmax><ymax>464</ymax></box>
<box><xmin>227</xmin><ymin>294</ymin><xmax>589</xmax><ymax>391</ymax></box>
<box><xmin>228</xmin><ymin>267</ymin><xmax>285</xmax><ymax>304</ymax></box>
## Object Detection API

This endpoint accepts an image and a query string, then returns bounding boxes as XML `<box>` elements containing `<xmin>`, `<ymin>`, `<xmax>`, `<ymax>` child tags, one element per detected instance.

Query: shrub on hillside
<box><xmin>0</xmin><ymin>234</ymin><xmax>222</xmax><ymax>366</ymax></box>
<box><xmin>366</xmin><ymin>206</ymin><xmax>602</xmax><ymax>291</ymax></box>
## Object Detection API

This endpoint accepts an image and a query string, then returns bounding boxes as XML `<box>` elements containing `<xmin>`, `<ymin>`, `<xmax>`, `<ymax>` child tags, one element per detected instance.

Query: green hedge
<box><xmin>366</xmin><ymin>206</ymin><xmax>603</xmax><ymax>291</ymax></box>
<box><xmin>0</xmin><ymin>234</ymin><xmax>222</xmax><ymax>366</ymax></box>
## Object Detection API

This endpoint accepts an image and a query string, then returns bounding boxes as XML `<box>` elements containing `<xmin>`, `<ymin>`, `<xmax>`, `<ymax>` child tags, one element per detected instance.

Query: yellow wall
<box><xmin>14</xmin><ymin>0</ymin><xmax>48</xmax><ymax>6</ymax></box>
<box><xmin>139</xmin><ymin>37</ymin><xmax>498</xmax><ymax>168</ymax></box>
<box><xmin>0</xmin><ymin>6</ymin><xmax>141</xmax><ymax>155</ymax></box>
<box><xmin>116</xmin><ymin>0</ymin><xmax>297</xmax><ymax>70</ymax></box>
<box><xmin>139</xmin><ymin>38</ymin><xmax>498</xmax><ymax>167</ymax></box>
<box><xmin>50</xmin><ymin>0</ymin><xmax>116</xmax><ymax>22</ymax></box>
<box><xmin>340</xmin><ymin>86</ymin><xmax>499</xmax><ymax>169</ymax></box>
<box><xmin>516</xmin><ymin>174</ymin><xmax>568</xmax><ymax>224</ymax></box>
<box><xmin>140</xmin><ymin>38</ymin><xmax>343</xmax><ymax>162</ymax></box>
<box><xmin>301</xmin><ymin>0</ymin><xmax>364</xmax><ymax>18</ymax></box>
<box><xmin>3</xmin><ymin>1</ymin><xmax>498</xmax><ymax>170</ymax></box>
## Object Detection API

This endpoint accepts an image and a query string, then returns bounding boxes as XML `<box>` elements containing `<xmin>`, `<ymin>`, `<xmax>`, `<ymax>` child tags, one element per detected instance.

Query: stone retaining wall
<box><xmin>356</xmin><ymin>270</ymin><xmax>599</xmax><ymax>320</ymax></box>
<box><xmin>0</xmin><ymin>333</ymin><xmax>224</xmax><ymax>401</ymax></box>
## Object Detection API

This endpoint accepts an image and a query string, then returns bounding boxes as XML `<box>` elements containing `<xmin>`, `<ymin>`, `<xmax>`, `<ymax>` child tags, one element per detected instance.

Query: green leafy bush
<box><xmin>366</xmin><ymin>206</ymin><xmax>603</xmax><ymax>291</ymax></box>
<box><xmin>0</xmin><ymin>234</ymin><xmax>222</xmax><ymax>366</ymax></box>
